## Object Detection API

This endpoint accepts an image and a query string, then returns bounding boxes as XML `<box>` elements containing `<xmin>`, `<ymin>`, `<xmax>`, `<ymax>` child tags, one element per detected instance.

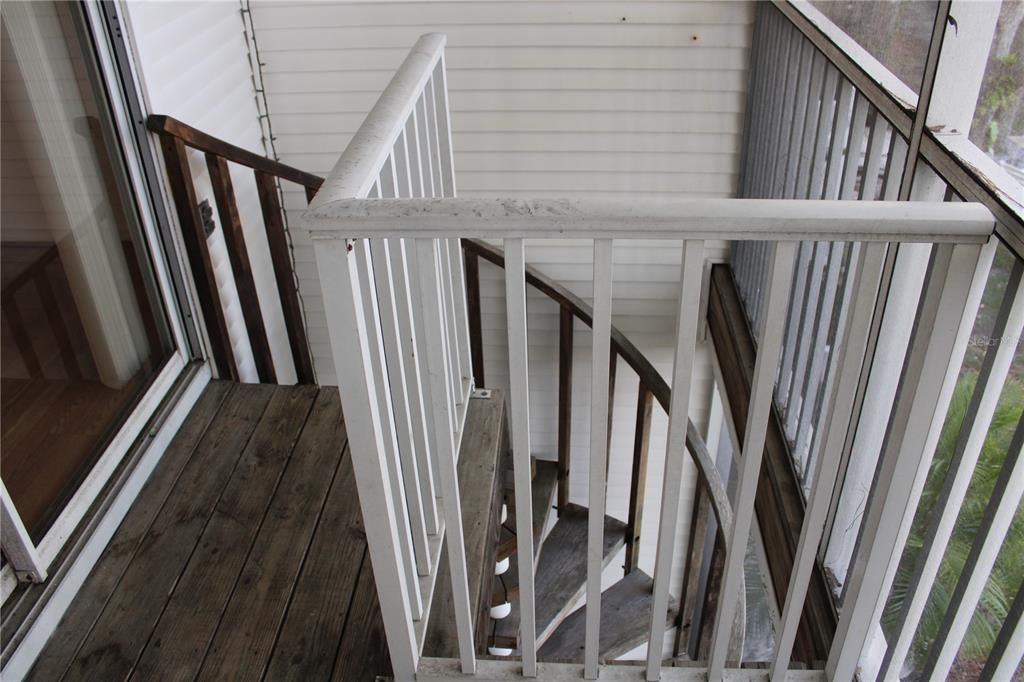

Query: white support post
<box><xmin>808</xmin><ymin>66</ymin><xmax>840</xmax><ymax>200</ymax></box>
<box><xmin>504</xmin><ymin>238</ymin><xmax>537</xmax><ymax>677</ymax></box>
<box><xmin>921</xmin><ymin>412</ymin><xmax>1024</xmax><ymax>680</ymax></box>
<box><xmin>822</xmin><ymin>79</ymin><xmax>856</xmax><ymax>201</ymax></box>
<box><xmin>416</xmin><ymin>94</ymin><xmax>437</xmax><ymax>198</ymax></box>
<box><xmin>770</xmin><ymin>241</ymin><xmax>887</xmax><ymax>680</ymax></box>
<box><xmin>391</xmin><ymin>237</ymin><xmax>440</xmax><ymax>536</ymax></box>
<box><xmin>981</xmin><ymin>585</ymin><xmax>1024</xmax><ymax>682</ymax></box>
<box><xmin>645</xmin><ymin>240</ymin><xmax>705</xmax><ymax>681</ymax></box>
<box><xmin>313</xmin><ymin>238</ymin><xmax>418</xmax><ymax>681</ymax></box>
<box><xmin>584</xmin><ymin>238</ymin><xmax>614</xmax><ymax>680</ymax></box>
<box><xmin>795</xmin><ymin>241</ymin><xmax>846</xmax><ymax>479</ymax></box>
<box><xmin>826</xmin><ymin>240</ymin><xmax>994</xmax><ymax>682</ymax></box>
<box><xmin>415</xmin><ymin>238</ymin><xmax>477</xmax><ymax>673</ymax></box>
<box><xmin>371</xmin><ymin>236</ymin><xmax>432</xmax><ymax>577</ymax></box>
<box><xmin>1</xmin><ymin>481</ymin><xmax>46</xmax><ymax>583</ymax></box>
<box><xmin>778</xmin><ymin>242</ymin><xmax>811</xmax><ymax>405</ymax></box>
<box><xmin>438</xmin><ymin>241</ymin><xmax>464</xmax><ymax>413</ymax></box>
<box><xmin>785</xmin><ymin>240</ymin><xmax>828</xmax><ymax>442</ymax></box>
<box><xmin>391</xmin><ymin>130</ymin><xmax>439</xmax><ymax>536</ymax></box>
<box><xmin>708</xmin><ymin>241</ymin><xmax>797</xmax><ymax>681</ymax></box>
<box><xmin>354</xmin><ymin>238</ymin><xmax>424</xmax><ymax>618</ymax></box>
<box><xmin>880</xmin><ymin>260</ymin><xmax>1024</xmax><ymax>680</ymax></box>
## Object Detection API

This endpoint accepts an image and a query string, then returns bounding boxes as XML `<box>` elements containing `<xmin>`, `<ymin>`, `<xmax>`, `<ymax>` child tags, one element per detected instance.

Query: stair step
<box><xmin>495</xmin><ymin>459</ymin><xmax>558</xmax><ymax>563</ymax></box>
<box><xmin>538</xmin><ymin>569</ymin><xmax>679</xmax><ymax>663</ymax></box>
<box><xmin>494</xmin><ymin>504</ymin><xmax>627</xmax><ymax>646</ymax></box>
<box><xmin>492</xmin><ymin>461</ymin><xmax>558</xmax><ymax>604</ymax></box>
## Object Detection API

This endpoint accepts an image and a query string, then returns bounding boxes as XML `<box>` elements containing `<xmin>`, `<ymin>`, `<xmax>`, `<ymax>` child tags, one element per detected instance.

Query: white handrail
<box><xmin>309</xmin><ymin>33</ymin><xmax>446</xmax><ymax>206</ymax></box>
<box><xmin>302</xmin><ymin>197</ymin><xmax>994</xmax><ymax>243</ymax></box>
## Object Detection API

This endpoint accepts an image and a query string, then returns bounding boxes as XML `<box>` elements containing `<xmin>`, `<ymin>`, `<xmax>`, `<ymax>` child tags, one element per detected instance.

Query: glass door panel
<box><xmin>1</xmin><ymin>1</ymin><xmax>176</xmax><ymax>541</ymax></box>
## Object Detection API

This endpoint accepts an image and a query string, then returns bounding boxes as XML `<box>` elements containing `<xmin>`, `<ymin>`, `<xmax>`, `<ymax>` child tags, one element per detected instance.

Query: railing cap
<box><xmin>301</xmin><ymin>197</ymin><xmax>995</xmax><ymax>244</ymax></box>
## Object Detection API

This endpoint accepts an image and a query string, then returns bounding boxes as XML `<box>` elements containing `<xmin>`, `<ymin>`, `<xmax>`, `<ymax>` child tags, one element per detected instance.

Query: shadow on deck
<box><xmin>28</xmin><ymin>382</ymin><xmax>391</xmax><ymax>681</ymax></box>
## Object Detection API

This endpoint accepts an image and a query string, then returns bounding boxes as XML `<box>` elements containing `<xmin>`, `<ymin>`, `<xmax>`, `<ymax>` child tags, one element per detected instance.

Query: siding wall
<box><xmin>249</xmin><ymin>0</ymin><xmax>753</xmax><ymax>601</ymax></box>
<box><xmin>123</xmin><ymin>1</ymin><xmax>299</xmax><ymax>383</ymax></box>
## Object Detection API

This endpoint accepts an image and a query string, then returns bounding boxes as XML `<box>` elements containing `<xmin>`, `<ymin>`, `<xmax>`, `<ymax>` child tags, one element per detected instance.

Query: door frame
<box><xmin>0</xmin><ymin>0</ymin><xmax>203</xmax><ymax>602</ymax></box>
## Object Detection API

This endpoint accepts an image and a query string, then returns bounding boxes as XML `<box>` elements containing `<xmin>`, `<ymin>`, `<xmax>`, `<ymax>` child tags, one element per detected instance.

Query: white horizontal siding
<box><xmin>249</xmin><ymin>0</ymin><xmax>751</xmax><ymax>596</ymax></box>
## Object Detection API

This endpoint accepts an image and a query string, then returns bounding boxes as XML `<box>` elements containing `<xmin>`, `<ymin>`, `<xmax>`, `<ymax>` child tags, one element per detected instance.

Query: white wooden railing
<box><xmin>301</xmin><ymin>36</ymin><xmax>995</xmax><ymax>673</ymax></box>
<box><xmin>732</xmin><ymin>4</ymin><xmax>1024</xmax><ymax>681</ymax></box>
<box><xmin>297</xmin><ymin>29</ymin><xmax>1012</xmax><ymax>682</ymax></box>
<box><xmin>302</xmin><ymin>33</ymin><xmax>477</xmax><ymax>675</ymax></box>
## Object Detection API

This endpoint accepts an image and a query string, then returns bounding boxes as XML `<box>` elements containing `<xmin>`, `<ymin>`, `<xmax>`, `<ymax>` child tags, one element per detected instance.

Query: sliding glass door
<box><xmin>1</xmin><ymin>1</ymin><xmax>191</xmax><ymax>579</ymax></box>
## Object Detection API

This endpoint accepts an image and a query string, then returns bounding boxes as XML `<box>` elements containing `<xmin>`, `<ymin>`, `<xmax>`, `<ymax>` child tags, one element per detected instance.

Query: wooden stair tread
<box><xmin>494</xmin><ymin>503</ymin><xmax>627</xmax><ymax>646</ymax></box>
<box><xmin>496</xmin><ymin>459</ymin><xmax>558</xmax><ymax>563</ymax></box>
<box><xmin>424</xmin><ymin>390</ymin><xmax>507</xmax><ymax>658</ymax></box>
<box><xmin>538</xmin><ymin>569</ymin><xmax>678</xmax><ymax>662</ymax></box>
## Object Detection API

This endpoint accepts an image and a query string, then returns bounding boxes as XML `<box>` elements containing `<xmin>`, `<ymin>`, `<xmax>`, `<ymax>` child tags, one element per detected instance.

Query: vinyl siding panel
<box><xmin>249</xmin><ymin>0</ymin><xmax>751</xmax><ymax>607</ymax></box>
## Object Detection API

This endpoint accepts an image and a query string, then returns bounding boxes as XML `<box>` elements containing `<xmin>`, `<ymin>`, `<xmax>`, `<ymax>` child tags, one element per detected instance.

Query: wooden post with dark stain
<box><xmin>254</xmin><ymin>170</ymin><xmax>315</xmax><ymax>384</ymax></box>
<box><xmin>159</xmin><ymin>136</ymin><xmax>237</xmax><ymax>380</ymax></box>
<box><xmin>206</xmin><ymin>154</ymin><xmax>277</xmax><ymax>383</ymax></box>
<box><xmin>36</xmin><ymin>272</ymin><xmax>82</xmax><ymax>380</ymax></box>
<box><xmin>697</xmin><ymin>536</ymin><xmax>728</xmax><ymax>661</ymax></box>
<box><xmin>557</xmin><ymin>305</ymin><xmax>574</xmax><ymax>514</ymax></box>
<box><xmin>624</xmin><ymin>383</ymin><xmax>653</xmax><ymax>575</ymax></box>
<box><xmin>674</xmin><ymin>483</ymin><xmax>712</xmax><ymax>658</ymax></box>
<box><xmin>605</xmin><ymin>350</ymin><xmax>618</xmax><ymax>475</ymax></box>
<box><xmin>463</xmin><ymin>247</ymin><xmax>485</xmax><ymax>387</ymax></box>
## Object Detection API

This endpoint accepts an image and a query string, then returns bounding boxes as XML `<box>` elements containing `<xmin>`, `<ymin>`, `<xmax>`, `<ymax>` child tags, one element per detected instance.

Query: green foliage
<box><xmin>976</xmin><ymin>53</ymin><xmax>1022</xmax><ymax>153</ymax></box>
<box><xmin>882</xmin><ymin>372</ymin><xmax>1024</xmax><ymax>669</ymax></box>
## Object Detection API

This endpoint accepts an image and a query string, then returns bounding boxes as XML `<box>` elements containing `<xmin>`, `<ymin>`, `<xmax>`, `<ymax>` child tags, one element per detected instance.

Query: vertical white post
<box><xmin>391</xmin><ymin>130</ymin><xmax>439</xmax><ymax>535</ymax></box>
<box><xmin>438</xmin><ymin>242</ymin><xmax>464</xmax><ymax>413</ymax></box>
<box><xmin>371</xmin><ymin>237</ymin><xmax>432</xmax><ymax>576</ymax></box>
<box><xmin>415</xmin><ymin>238</ymin><xmax>477</xmax><ymax>673</ymax></box>
<box><xmin>981</xmin><ymin>587</ymin><xmax>1024</xmax><ymax>682</ymax></box>
<box><xmin>881</xmin><ymin>261</ymin><xmax>1024</xmax><ymax>680</ymax></box>
<box><xmin>921</xmin><ymin>413</ymin><xmax>1024</xmax><ymax>680</ymax></box>
<box><xmin>416</xmin><ymin>95</ymin><xmax>437</xmax><ymax>198</ymax></box>
<box><xmin>645</xmin><ymin>240</ymin><xmax>705</xmax><ymax>681</ymax></box>
<box><xmin>770</xmin><ymin>241</ymin><xmax>886</xmax><ymax>679</ymax></box>
<box><xmin>1</xmin><ymin>480</ymin><xmax>46</xmax><ymax>583</ymax></box>
<box><xmin>354</xmin><ymin>239</ymin><xmax>424</xmax><ymax>618</ymax></box>
<box><xmin>504</xmin><ymin>238</ymin><xmax>537</xmax><ymax>677</ymax></box>
<box><xmin>584</xmin><ymin>238</ymin><xmax>614</xmax><ymax>680</ymax></box>
<box><xmin>826</xmin><ymin>241</ymin><xmax>993</xmax><ymax>682</ymax></box>
<box><xmin>313</xmin><ymin>238</ymin><xmax>418</xmax><ymax>681</ymax></box>
<box><xmin>708</xmin><ymin>241</ymin><xmax>797</xmax><ymax>681</ymax></box>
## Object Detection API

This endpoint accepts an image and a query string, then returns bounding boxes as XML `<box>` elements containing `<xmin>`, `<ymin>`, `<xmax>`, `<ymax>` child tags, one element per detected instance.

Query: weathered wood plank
<box><xmin>25</xmin><ymin>382</ymin><xmax>234</xmax><ymax>682</ymax></box>
<box><xmin>330</xmin><ymin>549</ymin><xmax>392</xmax><ymax>682</ymax></box>
<box><xmin>424</xmin><ymin>391</ymin><xmax>507</xmax><ymax>658</ymax></box>
<box><xmin>61</xmin><ymin>383</ymin><xmax>274</xmax><ymax>681</ymax></box>
<box><xmin>263</xmin><ymin>400</ymin><xmax>364</xmax><ymax>680</ymax></box>
<box><xmin>538</xmin><ymin>569</ymin><xmax>678</xmax><ymax>663</ymax></box>
<box><xmin>495</xmin><ymin>504</ymin><xmax>627</xmax><ymax>647</ymax></box>
<box><xmin>130</xmin><ymin>385</ymin><xmax>318</xmax><ymax>680</ymax></box>
<box><xmin>197</xmin><ymin>388</ymin><xmax>350</xmax><ymax>680</ymax></box>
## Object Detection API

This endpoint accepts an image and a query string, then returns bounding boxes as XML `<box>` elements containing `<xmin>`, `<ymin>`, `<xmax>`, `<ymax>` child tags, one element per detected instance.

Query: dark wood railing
<box><xmin>147</xmin><ymin>115</ymin><xmax>321</xmax><ymax>384</ymax></box>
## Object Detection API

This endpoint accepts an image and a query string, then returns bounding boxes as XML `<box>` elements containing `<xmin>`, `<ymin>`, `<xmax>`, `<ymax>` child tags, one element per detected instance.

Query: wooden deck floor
<box><xmin>28</xmin><ymin>381</ymin><xmax>391</xmax><ymax>681</ymax></box>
